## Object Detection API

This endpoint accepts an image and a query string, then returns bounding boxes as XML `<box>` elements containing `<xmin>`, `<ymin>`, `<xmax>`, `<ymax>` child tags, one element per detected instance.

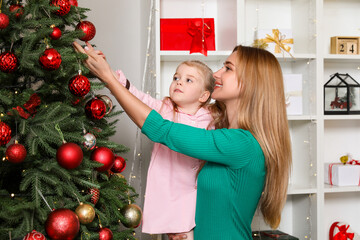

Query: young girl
<box><xmin>113</xmin><ymin>60</ymin><xmax>214</xmax><ymax>239</ymax></box>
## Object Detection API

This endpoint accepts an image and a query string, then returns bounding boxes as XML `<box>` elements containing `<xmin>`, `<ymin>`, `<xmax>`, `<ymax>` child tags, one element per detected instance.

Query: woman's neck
<box><xmin>225</xmin><ymin>101</ymin><xmax>238</xmax><ymax>129</ymax></box>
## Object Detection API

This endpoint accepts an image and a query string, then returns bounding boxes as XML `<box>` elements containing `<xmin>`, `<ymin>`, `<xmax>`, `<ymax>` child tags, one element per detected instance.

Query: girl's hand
<box><xmin>73</xmin><ymin>41</ymin><xmax>114</xmax><ymax>85</ymax></box>
<box><xmin>167</xmin><ymin>233</ymin><xmax>187</xmax><ymax>240</ymax></box>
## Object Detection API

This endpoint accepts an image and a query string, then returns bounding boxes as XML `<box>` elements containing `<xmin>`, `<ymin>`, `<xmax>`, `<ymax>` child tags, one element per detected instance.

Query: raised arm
<box><xmin>142</xmin><ymin>110</ymin><xmax>264</xmax><ymax>169</ymax></box>
<box><xmin>114</xmin><ymin>70</ymin><xmax>164</xmax><ymax>111</ymax></box>
<box><xmin>73</xmin><ymin>42</ymin><xmax>151</xmax><ymax>128</ymax></box>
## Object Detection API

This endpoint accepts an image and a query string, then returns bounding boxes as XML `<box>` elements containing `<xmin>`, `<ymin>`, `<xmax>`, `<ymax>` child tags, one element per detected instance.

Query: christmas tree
<box><xmin>0</xmin><ymin>0</ymin><xmax>140</xmax><ymax>239</ymax></box>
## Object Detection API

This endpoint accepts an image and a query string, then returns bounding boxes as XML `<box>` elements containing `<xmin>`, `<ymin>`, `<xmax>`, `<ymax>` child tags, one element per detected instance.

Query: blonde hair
<box><xmin>210</xmin><ymin>45</ymin><xmax>292</xmax><ymax>229</ymax></box>
<box><xmin>163</xmin><ymin>60</ymin><xmax>215</xmax><ymax>121</ymax></box>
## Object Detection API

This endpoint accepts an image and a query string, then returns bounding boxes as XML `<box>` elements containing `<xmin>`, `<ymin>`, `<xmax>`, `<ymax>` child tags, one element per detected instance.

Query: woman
<box><xmin>73</xmin><ymin>42</ymin><xmax>292</xmax><ymax>240</ymax></box>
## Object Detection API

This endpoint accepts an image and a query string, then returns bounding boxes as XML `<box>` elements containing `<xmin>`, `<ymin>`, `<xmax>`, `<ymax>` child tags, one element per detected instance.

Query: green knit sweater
<box><xmin>142</xmin><ymin>110</ymin><xmax>266</xmax><ymax>240</ymax></box>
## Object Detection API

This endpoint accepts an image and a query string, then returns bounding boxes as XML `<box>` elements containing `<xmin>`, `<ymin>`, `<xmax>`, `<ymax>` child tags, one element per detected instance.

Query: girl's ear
<box><xmin>199</xmin><ymin>90</ymin><xmax>210</xmax><ymax>103</ymax></box>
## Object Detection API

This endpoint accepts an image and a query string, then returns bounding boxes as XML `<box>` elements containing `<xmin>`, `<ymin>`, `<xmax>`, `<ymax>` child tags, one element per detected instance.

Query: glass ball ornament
<box><xmin>96</xmin><ymin>95</ymin><xmax>113</xmax><ymax>115</ymax></box>
<box><xmin>39</xmin><ymin>48</ymin><xmax>62</xmax><ymax>71</ymax></box>
<box><xmin>68</xmin><ymin>74</ymin><xmax>90</xmax><ymax>97</ymax></box>
<box><xmin>0</xmin><ymin>13</ymin><xmax>9</xmax><ymax>29</ymax></box>
<box><xmin>0</xmin><ymin>52</ymin><xmax>18</xmax><ymax>73</ymax></box>
<box><xmin>90</xmin><ymin>146</ymin><xmax>115</xmax><ymax>172</ymax></box>
<box><xmin>50</xmin><ymin>0</ymin><xmax>71</xmax><ymax>16</ymax></box>
<box><xmin>76</xmin><ymin>20</ymin><xmax>96</xmax><ymax>41</ymax></box>
<box><xmin>23</xmin><ymin>230</ymin><xmax>46</xmax><ymax>240</ymax></box>
<box><xmin>120</xmin><ymin>204</ymin><xmax>142</xmax><ymax>228</ymax></box>
<box><xmin>83</xmin><ymin>132</ymin><xmax>96</xmax><ymax>150</ymax></box>
<box><xmin>50</xmin><ymin>25</ymin><xmax>62</xmax><ymax>40</ymax></box>
<box><xmin>75</xmin><ymin>203</ymin><xmax>95</xmax><ymax>224</ymax></box>
<box><xmin>0</xmin><ymin>122</ymin><xmax>12</xmax><ymax>146</ymax></box>
<box><xmin>6</xmin><ymin>143</ymin><xmax>27</xmax><ymax>164</ymax></box>
<box><xmin>85</xmin><ymin>98</ymin><xmax>106</xmax><ymax>120</ymax></box>
<box><xmin>56</xmin><ymin>142</ymin><xmax>83</xmax><ymax>169</ymax></box>
<box><xmin>99</xmin><ymin>227</ymin><xmax>113</xmax><ymax>240</ymax></box>
<box><xmin>45</xmin><ymin>208</ymin><xmax>80</xmax><ymax>240</ymax></box>
<box><xmin>111</xmin><ymin>156</ymin><xmax>126</xmax><ymax>173</ymax></box>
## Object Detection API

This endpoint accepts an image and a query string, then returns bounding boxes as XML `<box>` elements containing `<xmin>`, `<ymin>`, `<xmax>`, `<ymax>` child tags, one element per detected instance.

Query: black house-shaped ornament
<box><xmin>324</xmin><ymin>73</ymin><xmax>360</xmax><ymax>114</ymax></box>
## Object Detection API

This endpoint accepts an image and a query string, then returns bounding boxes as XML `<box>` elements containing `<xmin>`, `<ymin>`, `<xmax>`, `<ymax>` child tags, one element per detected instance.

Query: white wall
<box><xmin>79</xmin><ymin>1</ymin><xmax>153</xmax><ymax>239</ymax></box>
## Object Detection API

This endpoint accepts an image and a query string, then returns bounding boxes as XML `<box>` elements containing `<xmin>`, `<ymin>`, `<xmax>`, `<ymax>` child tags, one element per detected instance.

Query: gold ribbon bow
<box><xmin>261</xmin><ymin>29</ymin><xmax>294</xmax><ymax>57</ymax></box>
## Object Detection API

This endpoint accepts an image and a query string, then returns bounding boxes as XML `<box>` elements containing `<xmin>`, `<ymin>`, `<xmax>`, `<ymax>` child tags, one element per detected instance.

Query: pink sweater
<box><xmin>115</xmin><ymin>70</ymin><xmax>213</xmax><ymax>234</ymax></box>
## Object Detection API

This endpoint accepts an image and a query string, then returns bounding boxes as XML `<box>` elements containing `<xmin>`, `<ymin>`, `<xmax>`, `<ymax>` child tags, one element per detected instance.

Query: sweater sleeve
<box><xmin>142</xmin><ymin>110</ymin><xmax>263</xmax><ymax>169</ymax></box>
<box><xmin>115</xmin><ymin>70</ymin><xmax>163</xmax><ymax>111</ymax></box>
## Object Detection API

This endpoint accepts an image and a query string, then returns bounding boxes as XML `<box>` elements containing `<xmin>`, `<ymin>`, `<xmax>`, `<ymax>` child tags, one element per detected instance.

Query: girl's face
<box><xmin>169</xmin><ymin>64</ymin><xmax>210</xmax><ymax>110</ymax></box>
<box><xmin>212</xmin><ymin>52</ymin><xmax>241</xmax><ymax>104</ymax></box>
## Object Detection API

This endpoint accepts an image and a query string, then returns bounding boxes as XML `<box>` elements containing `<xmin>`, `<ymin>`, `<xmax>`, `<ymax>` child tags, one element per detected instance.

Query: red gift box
<box><xmin>160</xmin><ymin>18</ymin><xmax>215</xmax><ymax>56</ymax></box>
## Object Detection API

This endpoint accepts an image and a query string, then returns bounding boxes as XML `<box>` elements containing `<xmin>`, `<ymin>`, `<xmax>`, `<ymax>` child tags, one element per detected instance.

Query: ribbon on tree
<box><xmin>329</xmin><ymin>222</ymin><xmax>357</xmax><ymax>240</ymax></box>
<box><xmin>187</xmin><ymin>19</ymin><xmax>213</xmax><ymax>56</ymax></box>
<box><xmin>10</xmin><ymin>93</ymin><xmax>41</xmax><ymax>119</ymax></box>
<box><xmin>260</xmin><ymin>29</ymin><xmax>294</xmax><ymax>57</ymax></box>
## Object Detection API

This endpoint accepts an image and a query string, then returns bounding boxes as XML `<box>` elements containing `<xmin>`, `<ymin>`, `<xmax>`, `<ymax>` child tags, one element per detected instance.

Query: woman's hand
<box><xmin>73</xmin><ymin>41</ymin><xmax>114</xmax><ymax>85</ymax></box>
<box><xmin>73</xmin><ymin>41</ymin><xmax>152</xmax><ymax>129</ymax></box>
<box><xmin>167</xmin><ymin>233</ymin><xmax>188</xmax><ymax>240</ymax></box>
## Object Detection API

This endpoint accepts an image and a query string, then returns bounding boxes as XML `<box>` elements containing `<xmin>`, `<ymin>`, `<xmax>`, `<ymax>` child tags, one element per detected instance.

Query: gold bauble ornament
<box><xmin>120</xmin><ymin>204</ymin><xmax>142</xmax><ymax>228</ymax></box>
<box><xmin>340</xmin><ymin>155</ymin><xmax>348</xmax><ymax>165</ymax></box>
<box><xmin>75</xmin><ymin>202</ymin><xmax>95</xmax><ymax>224</ymax></box>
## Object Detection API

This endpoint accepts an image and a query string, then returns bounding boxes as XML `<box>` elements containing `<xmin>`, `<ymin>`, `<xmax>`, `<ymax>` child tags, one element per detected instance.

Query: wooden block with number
<box><xmin>331</xmin><ymin>36</ymin><xmax>360</xmax><ymax>55</ymax></box>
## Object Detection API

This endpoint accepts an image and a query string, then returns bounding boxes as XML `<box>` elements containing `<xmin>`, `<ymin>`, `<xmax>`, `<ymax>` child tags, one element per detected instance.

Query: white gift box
<box><xmin>324</xmin><ymin>163</ymin><xmax>360</xmax><ymax>186</ymax></box>
<box><xmin>283</xmin><ymin>74</ymin><xmax>302</xmax><ymax>115</ymax></box>
<box><xmin>255</xmin><ymin>29</ymin><xmax>294</xmax><ymax>55</ymax></box>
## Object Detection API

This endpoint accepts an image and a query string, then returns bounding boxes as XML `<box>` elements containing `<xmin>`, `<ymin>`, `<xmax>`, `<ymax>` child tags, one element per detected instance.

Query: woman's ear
<box><xmin>199</xmin><ymin>91</ymin><xmax>211</xmax><ymax>103</ymax></box>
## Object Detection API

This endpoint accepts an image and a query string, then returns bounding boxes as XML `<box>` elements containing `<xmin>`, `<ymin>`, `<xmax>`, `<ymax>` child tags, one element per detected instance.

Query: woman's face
<box><xmin>211</xmin><ymin>52</ymin><xmax>241</xmax><ymax>104</ymax></box>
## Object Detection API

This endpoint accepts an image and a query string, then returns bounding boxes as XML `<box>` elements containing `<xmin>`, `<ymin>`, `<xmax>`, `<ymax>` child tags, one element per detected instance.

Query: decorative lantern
<box><xmin>324</xmin><ymin>73</ymin><xmax>360</xmax><ymax>114</ymax></box>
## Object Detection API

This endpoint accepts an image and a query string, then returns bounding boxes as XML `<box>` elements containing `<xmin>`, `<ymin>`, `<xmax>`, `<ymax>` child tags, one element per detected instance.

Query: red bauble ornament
<box><xmin>91</xmin><ymin>147</ymin><xmax>115</xmax><ymax>172</ymax></box>
<box><xmin>6</xmin><ymin>143</ymin><xmax>27</xmax><ymax>164</ymax></box>
<box><xmin>45</xmin><ymin>208</ymin><xmax>80</xmax><ymax>240</ymax></box>
<box><xmin>111</xmin><ymin>156</ymin><xmax>126</xmax><ymax>173</ymax></box>
<box><xmin>68</xmin><ymin>74</ymin><xmax>90</xmax><ymax>97</ymax></box>
<box><xmin>50</xmin><ymin>0</ymin><xmax>71</xmax><ymax>16</ymax></box>
<box><xmin>39</xmin><ymin>48</ymin><xmax>61</xmax><ymax>71</ymax></box>
<box><xmin>50</xmin><ymin>25</ymin><xmax>62</xmax><ymax>40</ymax></box>
<box><xmin>76</xmin><ymin>21</ymin><xmax>96</xmax><ymax>41</ymax></box>
<box><xmin>23</xmin><ymin>230</ymin><xmax>46</xmax><ymax>240</ymax></box>
<box><xmin>9</xmin><ymin>4</ymin><xmax>24</xmax><ymax>18</ymax></box>
<box><xmin>0</xmin><ymin>52</ymin><xmax>18</xmax><ymax>73</ymax></box>
<box><xmin>89</xmin><ymin>188</ymin><xmax>100</xmax><ymax>204</ymax></box>
<box><xmin>56</xmin><ymin>142</ymin><xmax>83</xmax><ymax>169</ymax></box>
<box><xmin>0</xmin><ymin>13</ymin><xmax>9</xmax><ymax>29</ymax></box>
<box><xmin>99</xmin><ymin>227</ymin><xmax>113</xmax><ymax>240</ymax></box>
<box><xmin>69</xmin><ymin>0</ymin><xmax>78</xmax><ymax>7</ymax></box>
<box><xmin>0</xmin><ymin>122</ymin><xmax>12</xmax><ymax>146</ymax></box>
<box><xmin>85</xmin><ymin>98</ymin><xmax>106</xmax><ymax>120</ymax></box>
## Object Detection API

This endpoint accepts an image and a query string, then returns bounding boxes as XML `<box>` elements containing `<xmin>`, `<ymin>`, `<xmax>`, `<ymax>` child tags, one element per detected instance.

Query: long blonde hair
<box><xmin>210</xmin><ymin>45</ymin><xmax>292</xmax><ymax>229</ymax></box>
<box><xmin>162</xmin><ymin>60</ymin><xmax>215</xmax><ymax>122</ymax></box>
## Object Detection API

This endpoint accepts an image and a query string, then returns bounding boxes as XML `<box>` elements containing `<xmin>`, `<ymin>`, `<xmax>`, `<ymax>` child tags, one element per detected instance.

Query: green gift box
<box><xmin>252</xmin><ymin>230</ymin><xmax>299</xmax><ymax>239</ymax></box>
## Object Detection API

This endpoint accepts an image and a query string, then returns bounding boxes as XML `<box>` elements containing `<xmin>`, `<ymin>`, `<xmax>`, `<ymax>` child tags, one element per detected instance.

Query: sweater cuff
<box><xmin>141</xmin><ymin>110</ymin><xmax>163</xmax><ymax>141</ymax></box>
<box><xmin>115</xmin><ymin>70</ymin><xmax>128</xmax><ymax>86</ymax></box>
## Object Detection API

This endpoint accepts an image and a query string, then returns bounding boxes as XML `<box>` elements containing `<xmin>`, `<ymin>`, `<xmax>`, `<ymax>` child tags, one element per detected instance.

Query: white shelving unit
<box><xmin>154</xmin><ymin>0</ymin><xmax>360</xmax><ymax>239</ymax></box>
